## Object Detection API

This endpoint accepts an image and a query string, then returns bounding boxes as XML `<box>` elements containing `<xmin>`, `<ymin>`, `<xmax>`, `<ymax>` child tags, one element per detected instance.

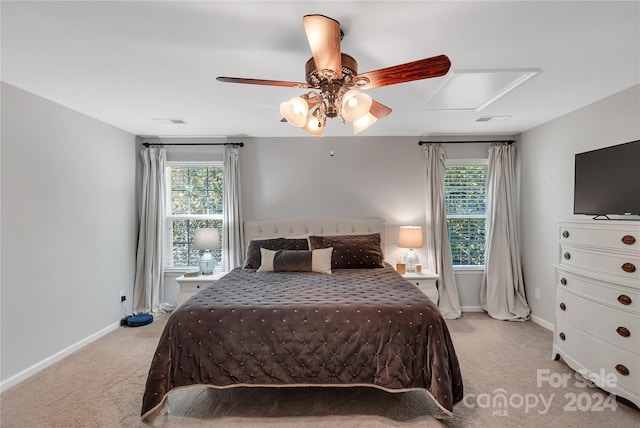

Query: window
<box><xmin>444</xmin><ymin>161</ymin><xmax>488</xmax><ymax>266</ymax></box>
<box><xmin>165</xmin><ymin>163</ymin><xmax>223</xmax><ymax>268</ymax></box>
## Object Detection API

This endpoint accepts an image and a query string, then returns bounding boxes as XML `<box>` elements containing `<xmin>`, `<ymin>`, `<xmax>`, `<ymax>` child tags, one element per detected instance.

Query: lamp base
<box><xmin>199</xmin><ymin>250</ymin><xmax>216</xmax><ymax>275</ymax></box>
<box><xmin>403</xmin><ymin>249</ymin><xmax>419</xmax><ymax>273</ymax></box>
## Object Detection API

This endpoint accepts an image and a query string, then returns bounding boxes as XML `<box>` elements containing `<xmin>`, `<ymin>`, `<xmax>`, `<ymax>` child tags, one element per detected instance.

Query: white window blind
<box><xmin>444</xmin><ymin>162</ymin><xmax>488</xmax><ymax>266</ymax></box>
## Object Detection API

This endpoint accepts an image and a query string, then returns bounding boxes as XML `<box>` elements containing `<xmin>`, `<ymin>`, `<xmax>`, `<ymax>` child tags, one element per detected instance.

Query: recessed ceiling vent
<box><xmin>151</xmin><ymin>118</ymin><xmax>187</xmax><ymax>125</ymax></box>
<box><xmin>476</xmin><ymin>116</ymin><xmax>510</xmax><ymax>122</ymax></box>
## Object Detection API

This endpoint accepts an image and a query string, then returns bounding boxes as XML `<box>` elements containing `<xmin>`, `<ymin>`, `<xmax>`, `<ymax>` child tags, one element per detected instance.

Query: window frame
<box><xmin>164</xmin><ymin>161</ymin><xmax>224</xmax><ymax>271</ymax></box>
<box><xmin>444</xmin><ymin>158</ymin><xmax>488</xmax><ymax>270</ymax></box>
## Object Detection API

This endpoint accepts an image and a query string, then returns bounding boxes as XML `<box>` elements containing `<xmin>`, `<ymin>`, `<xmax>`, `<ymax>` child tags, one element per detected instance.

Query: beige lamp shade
<box><xmin>397</xmin><ymin>226</ymin><xmax>424</xmax><ymax>249</ymax></box>
<box><xmin>194</xmin><ymin>228</ymin><xmax>221</xmax><ymax>250</ymax></box>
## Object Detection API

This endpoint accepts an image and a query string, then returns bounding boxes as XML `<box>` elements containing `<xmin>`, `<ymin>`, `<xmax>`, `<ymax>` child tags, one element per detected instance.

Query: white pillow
<box><xmin>311</xmin><ymin>247</ymin><xmax>333</xmax><ymax>274</ymax></box>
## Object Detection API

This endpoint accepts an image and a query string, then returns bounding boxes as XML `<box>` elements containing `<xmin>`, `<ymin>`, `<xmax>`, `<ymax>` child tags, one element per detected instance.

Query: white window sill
<box><xmin>453</xmin><ymin>266</ymin><xmax>485</xmax><ymax>274</ymax></box>
<box><xmin>164</xmin><ymin>266</ymin><xmax>224</xmax><ymax>275</ymax></box>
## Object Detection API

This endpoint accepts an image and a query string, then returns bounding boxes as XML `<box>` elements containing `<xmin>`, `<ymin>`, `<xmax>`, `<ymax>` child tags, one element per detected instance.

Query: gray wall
<box><xmin>0</xmin><ymin>83</ymin><xmax>138</xmax><ymax>384</ymax></box>
<box><xmin>4</xmin><ymin>80</ymin><xmax>634</xmax><ymax>387</ymax></box>
<box><xmin>519</xmin><ymin>84</ymin><xmax>640</xmax><ymax>327</ymax></box>
<box><xmin>240</xmin><ymin>136</ymin><xmax>507</xmax><ymax>311</ymax></box>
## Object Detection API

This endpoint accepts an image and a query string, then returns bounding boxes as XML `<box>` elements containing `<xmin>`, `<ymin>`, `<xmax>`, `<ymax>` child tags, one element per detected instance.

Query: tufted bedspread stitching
<box><xmin>141</xmin><ymin>264</ymin><xmax>463</xmax><ymax>422</ymax></box>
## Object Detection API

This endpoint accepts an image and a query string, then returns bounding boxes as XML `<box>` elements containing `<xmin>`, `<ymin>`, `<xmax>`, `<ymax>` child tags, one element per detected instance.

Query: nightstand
<box><xmin>175</xmin><ymin>271</ymin><xmax>227</xmax><ymax>305</ymax></box>
<box><xmin>403</xmin><ymin>270</ymin><xmax>440</xmax><ymax>304</ymax></box>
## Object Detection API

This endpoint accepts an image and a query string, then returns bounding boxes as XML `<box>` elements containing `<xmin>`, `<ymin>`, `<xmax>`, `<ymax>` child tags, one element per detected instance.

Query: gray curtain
<box><xmin>222</xmin><ymin>144</ymin><xmax>244</xmax><ymax>271</ymax></box>
<box><xmin>480</xmin><ymin>143</ymin><xmax>530</xmax><ymax>321</ymax></box>
<box><xmin>423</xmin><ymin>143</ymin><xmax>461</xmax><ymax>319</ymax></box>
<box><xmin>133</xmin><ymin>147</ymin><xmax>168</xmax><ymax>314</ymax></box>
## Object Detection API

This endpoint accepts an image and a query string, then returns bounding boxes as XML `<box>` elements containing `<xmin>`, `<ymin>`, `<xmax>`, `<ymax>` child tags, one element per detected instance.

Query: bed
<box><xmin>141</xmin><ymin>216</ymin><xmax>463</xmax><ymax>423</ymax></box>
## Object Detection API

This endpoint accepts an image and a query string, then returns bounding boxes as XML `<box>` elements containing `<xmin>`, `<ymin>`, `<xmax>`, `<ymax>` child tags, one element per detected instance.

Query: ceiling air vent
<box><xmin>151</xmin><ymin>118</ymin><xmax>187</xmax><ymax>125</ymax></box>
<box><xmin>476</xmin><ymin>116</ymin><xmax>510</xmax><ymax>122</ymax></box>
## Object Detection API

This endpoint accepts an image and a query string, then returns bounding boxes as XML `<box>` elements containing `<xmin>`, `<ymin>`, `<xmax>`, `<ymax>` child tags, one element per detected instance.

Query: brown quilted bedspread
<box><xmin>141</xmin><ymin>264</ymin><xmax>463</xmax><ymax>422</ymax></box>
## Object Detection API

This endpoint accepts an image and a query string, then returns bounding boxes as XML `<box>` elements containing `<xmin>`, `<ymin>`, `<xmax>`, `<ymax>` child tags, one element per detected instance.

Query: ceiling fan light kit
<box><xmin>217</xmin><ymin>14</ymin><xmax>451</xmax><ymax>136</ymax></box>
<box><xmin>280</xmin><ymin>96</ymin><xmax>309</xmax><ymax>127</ymax></box>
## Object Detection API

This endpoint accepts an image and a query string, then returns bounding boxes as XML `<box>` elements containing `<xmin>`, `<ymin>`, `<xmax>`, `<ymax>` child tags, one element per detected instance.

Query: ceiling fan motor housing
<box><xmin>305</xmin><ymin>53</ymin><xmax>358</xmax><ymax>87</ymax></box>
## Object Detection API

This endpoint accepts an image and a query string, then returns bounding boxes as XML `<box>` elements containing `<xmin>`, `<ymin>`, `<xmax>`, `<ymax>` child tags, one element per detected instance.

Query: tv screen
<box><xmin>574</xmin><ymin>140</ymin><xmax>640</xmax><ymax>216</ymax></box>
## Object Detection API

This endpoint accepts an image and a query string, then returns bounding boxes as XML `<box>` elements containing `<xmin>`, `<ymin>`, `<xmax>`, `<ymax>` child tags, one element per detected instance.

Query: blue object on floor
<box><xmin>127</xmin><ymin>313</ymin><xmax>153</xmax><ymax>327</ymax></box>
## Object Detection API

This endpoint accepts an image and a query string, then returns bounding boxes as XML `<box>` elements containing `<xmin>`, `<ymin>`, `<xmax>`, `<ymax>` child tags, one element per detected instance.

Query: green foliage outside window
<box><xmin>445</xmin><ymin>164</ymin><xmax>487</xmax><ymax>266</ymax></box>
<box><xmin>447</xmin><ymin>218</ymin><xmax>486</xmax><ymax>265</ymax></box>
<box><xmin>170</xmin><ymin>167</ymin><xmax>223</xmax><ymax>215</ymax></box>
<box><xmin>167</xmin><ymin>166</ymin><xmax>223</xmax><ymax>267</ymax></box>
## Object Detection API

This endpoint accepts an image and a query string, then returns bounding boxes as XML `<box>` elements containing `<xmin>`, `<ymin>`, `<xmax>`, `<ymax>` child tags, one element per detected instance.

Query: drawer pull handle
<box><xmin>622</xmin><ymin>262</ymin><xmax>636</xmax><ymax>273</ymax></box>
<box><xmin>622</xmin><ymin>235</ymin><xmax>636</xmax><ymax>245</ymax></box>
<box><xmin>615</xmin><ymin>364</ymin><xmax>629</xmax><ymax>376</ymax></box>
<box><xmin>563</xmin><ymin>252</ymin><xmax>571</xmax><ymax>260</ymax></box>
<box><xmin>560</xmin><ymin>277</ymin><xmax>567</xmax><ymax>286</ymax></box>
<box><xmin>618</xmin><ymin>295</ymin><xmax>632</xmax><ymax>305</ymax></box>
<box><xmin>562</xmin><ymin>231</ymin><xmax>570</xmax><ymax>238</ymax></box>
<box><xmin>616</xmin><ymin>326</ymin><xmax>631</xmax><ymax>337</ymax></box>
<box><xmin>559</xmin><ymin>302</ymin><xmax>566</xmax><ymax>311</ymax></box>
<box><xmin>559</xmin><ymin>332</ymin><xmax>566</xmax><ymax>341</ymax></box>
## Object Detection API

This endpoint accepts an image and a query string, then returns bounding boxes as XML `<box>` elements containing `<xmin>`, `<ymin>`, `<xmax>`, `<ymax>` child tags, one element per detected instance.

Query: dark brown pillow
<box><xmin>243</xmin><ymin>238</ymin><xmax>309</xmax><ymax>269</ymax></box>
<box><xmin>308</xmin><ymin>233</ymin><xmax>384</xmax><ymax>269</ymax></box>
<box><xmin>257</xmin><ymin>247</ymin><xmax>333</xmax><ymax>274</ymax></box>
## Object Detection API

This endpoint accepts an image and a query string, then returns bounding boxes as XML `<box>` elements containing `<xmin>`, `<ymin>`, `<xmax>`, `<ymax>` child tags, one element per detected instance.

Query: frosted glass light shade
<box><xmin>302</xmin><ymin>115</ymin><xmax>324</xmax><ymax>136</ymax></box>
<box><xmin>280</xmin><ymin>97</ymin><xmax>309</xmax><ymax>127</ymax></box>
<box><xmin>341</xmin><ymin>90</ymin><xmax>372</xmax><ymax>122</ymax></box>
<box><xmin>353</xmin><ymin>113</ymin><xmax>377</xmax><ymax>134</ymax></box>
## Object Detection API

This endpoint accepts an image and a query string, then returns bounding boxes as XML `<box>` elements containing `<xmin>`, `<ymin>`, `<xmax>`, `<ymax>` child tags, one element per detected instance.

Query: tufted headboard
<box><xmin>243</xmin><ymin>216</ymin><xmax>387</xmax><ymax>258</ymax></box>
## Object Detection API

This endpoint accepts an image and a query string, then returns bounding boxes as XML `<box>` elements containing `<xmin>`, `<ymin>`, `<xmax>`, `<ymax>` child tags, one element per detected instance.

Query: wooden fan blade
<box><xmin>355</xmin><ymin>55</ymin><xmax>451</xmax><ymax>89</ymax></box>
<box><xmin>217</xmin><ymin>77</ymin><xmax>310</xmax><ymax>88</ymax></box>
<box><xmin>370</xmin><ymin>100</ymin><xmax>392</xmax><ymax>119</ymax></box>
<box><xmin>303</xmin><ymin>15</ymin><xmax>342</xmax><ymax>78</ymax></box>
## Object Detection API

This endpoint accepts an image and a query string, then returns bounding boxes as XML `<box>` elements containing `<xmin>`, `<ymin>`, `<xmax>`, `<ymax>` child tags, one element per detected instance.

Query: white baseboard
<box><xmin>461</xmin><ymin>306</ymin><xmax>483</xmax><ymax>312</ymax></box>
<box><xmin>531</xmin><ymin>314</ymin><xmax>554</xmax><ymax>331</ymax></box>
<box><xmin>0</xmin><ymin>321</ymin><xmax>120</xmax><ymax>393</ymax></box>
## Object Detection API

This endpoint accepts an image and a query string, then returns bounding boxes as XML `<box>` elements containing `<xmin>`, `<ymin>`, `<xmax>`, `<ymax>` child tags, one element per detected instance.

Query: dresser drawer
<box><xmin>560</xmin><ymin>222</ymin><xmax>640</xmax><ymax>252</ymax></box>
<box><xmin>557</xmin><ymin>269</ymin><xmax>640</xmax><ymax>313</ymax></box>
<box><xmin>555</xmin><ymin>318</ymin><xmax>640</xmax><ymax>398</ymax></box>
<box><xmin>556</xmin><ymin>287</ymin><xmax>639</xmax><ymax>354</ymax></box>
<box><xmin>560</xmin><ymin>244</ymin><xmax>639</xmax><ymax>282</ymax></box>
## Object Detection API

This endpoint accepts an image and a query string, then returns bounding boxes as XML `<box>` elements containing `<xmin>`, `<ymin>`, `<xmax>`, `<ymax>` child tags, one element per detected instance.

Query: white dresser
<box><xmin>554</xmin><ymin>220</ymin><xmax>640</xmax><ymax>408</ymax></box>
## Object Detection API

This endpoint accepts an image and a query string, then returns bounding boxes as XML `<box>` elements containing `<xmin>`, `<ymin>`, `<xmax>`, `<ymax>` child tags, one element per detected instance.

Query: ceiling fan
<box><xmin>217</xmin><ymin>14</ymin><xmax>451</xmax><ymax>136</ymax></box>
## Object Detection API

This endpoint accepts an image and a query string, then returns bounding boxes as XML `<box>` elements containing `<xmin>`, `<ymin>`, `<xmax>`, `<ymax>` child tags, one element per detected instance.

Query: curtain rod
<box><xmin>418</xmin><ymin>140</ymin><xmax>514</xmax><ymax>145</ymax></box>
<box><xmin>142</xmin><ymin>142</ymin><xmax>244</xmax><ymax>148</ymax></box>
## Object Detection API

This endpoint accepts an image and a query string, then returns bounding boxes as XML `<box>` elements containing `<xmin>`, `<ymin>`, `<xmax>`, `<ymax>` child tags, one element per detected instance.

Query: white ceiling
<box><xmin>2</xmin><ymin>1</ymin><xmax>639</xmax><ymax>138</ymax></box>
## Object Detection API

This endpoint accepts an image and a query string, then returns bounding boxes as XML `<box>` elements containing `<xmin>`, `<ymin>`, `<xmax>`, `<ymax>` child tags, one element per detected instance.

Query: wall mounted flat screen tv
<box><xmin>574</xmin><ymin>140</ymin><xmax>640</xmax><ymax>216</ymax></box>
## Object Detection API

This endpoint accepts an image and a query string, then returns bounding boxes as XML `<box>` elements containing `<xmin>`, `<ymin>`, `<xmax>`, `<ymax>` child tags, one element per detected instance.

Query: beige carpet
<box><xmin>1</xmin><ymin>312</ymin><xmax>638</xmax><ymax>427</ymax></box>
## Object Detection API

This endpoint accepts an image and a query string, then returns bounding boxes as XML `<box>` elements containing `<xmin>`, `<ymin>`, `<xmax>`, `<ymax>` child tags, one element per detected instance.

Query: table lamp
<box><xmin>398</xmin><ymin>226</ymin><xmax>423</xmax><ymax>273</ymax></box>
<box><xmin>194</xmin><ymin>228</ymin><xmax>221</xmax><ymax>275</ymax></box>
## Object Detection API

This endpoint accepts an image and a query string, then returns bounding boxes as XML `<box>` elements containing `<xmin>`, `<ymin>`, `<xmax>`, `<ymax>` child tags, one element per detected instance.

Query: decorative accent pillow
<box><xmin>243</xmin><ymin>238</ymin><xmax>309</xmax><ymax>269</ymax></box>
<box><xmin>308</xmin><ymin>233</ymin><xmax>384</xmax><ymax>269</ymax></box>
<box><xmin>257</xmin><ymin>247</ymin><xmax>333</xmax><ymax>274</ymax></box>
